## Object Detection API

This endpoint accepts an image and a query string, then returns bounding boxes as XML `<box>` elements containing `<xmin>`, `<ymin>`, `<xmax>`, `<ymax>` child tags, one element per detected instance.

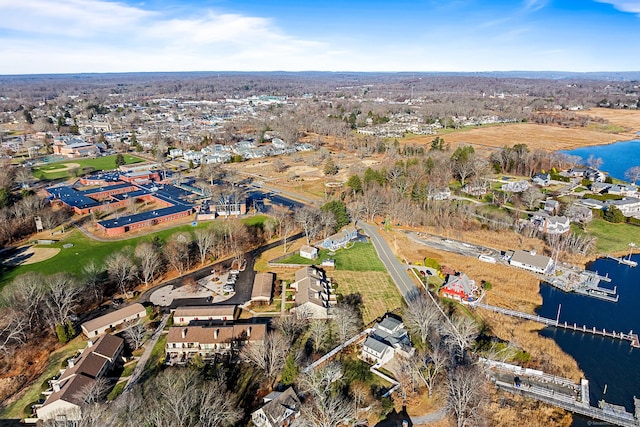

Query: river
<box><xmin>561</xmin><ymin>139</ymin><xmax>640</xmax><ymax>181</ymax></box>
<box><xmin>536</xmin><ymin>255</ymin><xmax>640</xmax><ymax>426</ymax></box>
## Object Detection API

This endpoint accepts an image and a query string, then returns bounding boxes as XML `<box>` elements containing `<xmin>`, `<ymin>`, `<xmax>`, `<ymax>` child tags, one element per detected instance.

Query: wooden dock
<box><xmin>473</xmin><ymin>303</ymin><xmax>640</xmax><ymax>348</ymax></box>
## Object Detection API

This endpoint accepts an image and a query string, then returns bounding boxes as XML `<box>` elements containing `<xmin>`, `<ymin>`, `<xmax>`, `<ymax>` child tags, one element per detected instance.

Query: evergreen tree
<box><xmin>321</xmin><ymin>200</ymin><xmax>350</xmax><ymax>229</ymax></box>
<box><xmin>115</xmin><ymin>153</ymin><xmax>126</xmax><ymax>168</ymax></box>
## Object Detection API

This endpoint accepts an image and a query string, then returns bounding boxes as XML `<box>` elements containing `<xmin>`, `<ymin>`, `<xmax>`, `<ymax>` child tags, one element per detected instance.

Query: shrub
<box><xmin>423</xmin><ymin>257</ymin><xmax>441</xmax><ymax>270</ymax></box>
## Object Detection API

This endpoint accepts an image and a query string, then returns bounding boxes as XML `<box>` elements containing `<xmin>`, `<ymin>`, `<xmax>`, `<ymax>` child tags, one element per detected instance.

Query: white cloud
<box><xmin>595</xmin><ymin>0</ymin><xmax>640</xmax><ymax>15</ymax></box>
<box><xmin>523</xmin><ymin>0</ymin><xmax>548</xmax><ymax>12</ymax></box>
<box><xmin>0</xmin><ymin>0</ymin><xmax>155</xmax><ymax>37</ymax></box>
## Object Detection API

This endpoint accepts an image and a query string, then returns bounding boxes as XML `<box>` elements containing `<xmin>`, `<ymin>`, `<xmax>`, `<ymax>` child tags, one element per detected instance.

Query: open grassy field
<box><xmin>32</xmin><ymin>154</ymin><xmax>144</xmax><ymax>180</ymax></box>
<box><xmin>0</xmin><ymin>221</ymin><xmax>212</xmax><ymax>288</ymax></box>
<box><xmin>277</xmin><ymin>242</ymin><xmax>386</xmax><ymax>271</ymax></box>
<box><xmin>331</xmin><ymin>270</ymin><xmax>404</xmax><ymax>324</ymax></box>
<box><xmin>586</xmin><ymin>218</ymin><xmax>640</xmax><ymax>254</ymax></box>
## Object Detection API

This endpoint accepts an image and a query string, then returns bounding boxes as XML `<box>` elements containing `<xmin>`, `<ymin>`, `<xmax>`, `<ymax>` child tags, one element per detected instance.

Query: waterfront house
<box><xmin>440</xmin><ymin>272</ymin><xmax>479</xmax><ymax>302</ymax></box>
<box><xmin>508</xmin><ymin>250</ymin><xmax>553</xmax><ymax>274</ymax></box>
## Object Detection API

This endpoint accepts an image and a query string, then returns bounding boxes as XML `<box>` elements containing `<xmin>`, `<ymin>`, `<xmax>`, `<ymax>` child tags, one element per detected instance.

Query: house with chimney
<box><xmin>165</xmin><ymin>323</ymin><xmax>266</xmax><ymax>364</ymax></box>
<box><xmin>35</xmin><ymin>334</ymin><xmax>124</xmax><ymax>422</ymax></box>
<box><xmin>251</xmin><ymin>387</ymin><xmax>301</xmax><ymax>427</ymax></box>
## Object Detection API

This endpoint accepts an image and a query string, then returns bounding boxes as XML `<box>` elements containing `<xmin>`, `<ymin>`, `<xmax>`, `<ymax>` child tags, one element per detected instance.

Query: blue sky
<box><xmin>0</xmin><ymin>0</ymin><xmax>639</xmax><ymax>74</ymax></box>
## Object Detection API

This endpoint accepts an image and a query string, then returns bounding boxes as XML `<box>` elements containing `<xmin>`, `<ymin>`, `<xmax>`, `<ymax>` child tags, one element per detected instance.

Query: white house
<box><xmin>531</xmin><ymin>213</ymin><xmax>571</xmax><ymax>235</ymax></box>
<box><xmin>508</xmin><ymin>250</ymin><xmax>553</xmax><ymax>274</ymax></box>
<box><xmin>81</xmin><ymin>303</ymin><xmax>147</xmax><ymax>337</ymax></box>
<box><xmin>299</xmin><ymin>245</ymin><xmax>318</xmax><ymax>260</ymax></box>
<box><xmin>251</xmin><ymin>387</ymin><xmax>301</xmax><ymax>427</ymax></box>
<box><xmin>361</xmin><ymin>316</ymin><xmax>414</xmax><ymax>365</ymax></box>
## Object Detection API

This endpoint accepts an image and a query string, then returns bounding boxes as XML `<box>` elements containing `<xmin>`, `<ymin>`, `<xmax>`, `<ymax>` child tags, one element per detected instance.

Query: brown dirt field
<box><xmin>60</xmin><ymin>162</ymin><xmax>81</xmax><ymax>171</ymax></box>
<box><xmin>488</xmin><ymin>388</ymin><xmax>573</xmax><ymax>427</ymax></box>
<box><xmin>20</xmin><ymin>247</ymin><xmax>61</xmax><ymax>265</ymax></box>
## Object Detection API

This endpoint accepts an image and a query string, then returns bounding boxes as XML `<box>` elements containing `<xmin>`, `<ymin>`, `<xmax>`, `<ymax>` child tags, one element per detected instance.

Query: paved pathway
<box><xmin>122</xmin><ymin>313</ymin><xmax>169</xmax><ymax>395</ymax></box>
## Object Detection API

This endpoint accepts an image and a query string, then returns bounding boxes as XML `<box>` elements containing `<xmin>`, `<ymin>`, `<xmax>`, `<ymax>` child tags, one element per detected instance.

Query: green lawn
<box><xmin>241</xmin><ymin>214</ymin><xmax>268</xmax><ymax>229</ymax></box>
<box><xmin>32</xmin><ymin>154</ymin><xmax>144</xmax><ymax>180</ymax></box>
<box><xmin>587</xmin><ymin>218</ymin><xmax>640</xmax><ymax>254</ymax></box>
<box><xmin>0</xmin><ymin>221</ymin><xmax>211</xmax><ymax>288</ymax></box>
<box><xmin>277</xmin><ymin>242</ymin><xmax>386</xmax><ymax>272</ymax></box>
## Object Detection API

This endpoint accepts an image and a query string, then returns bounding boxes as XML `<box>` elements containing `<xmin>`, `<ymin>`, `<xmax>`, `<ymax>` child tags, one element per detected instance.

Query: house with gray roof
<box><xmin>509</xmin><ymin>250</ymin><xmax>553</xmax><ymax>274</ymax></box>
<box><xmin>251</xmin><ymin>387</ymin><xmax>301</xmax><ymax>427</ymax></box>
<box><xmin>361</xmin><ymin>316</ymin><xmax>414</xmax><ymax>365</ymax></box>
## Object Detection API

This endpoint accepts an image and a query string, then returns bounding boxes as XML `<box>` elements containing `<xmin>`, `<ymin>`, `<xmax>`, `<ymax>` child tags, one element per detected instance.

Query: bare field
<box><xmin>575</xmin><ymin>107</ymin><xmax>640</xmax><ymax>131</ymax></box>
<box><xmin>330</xmin><ymin>270</ymin><xmax>404</xmax><ymax>324</ymax></box>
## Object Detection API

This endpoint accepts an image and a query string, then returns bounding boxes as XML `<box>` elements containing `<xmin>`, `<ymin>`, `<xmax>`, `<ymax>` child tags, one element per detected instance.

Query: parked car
<box><xmin>223</xmin><ymin>284</ymin><xmax>234</xmax><ymax>292</ymax></box>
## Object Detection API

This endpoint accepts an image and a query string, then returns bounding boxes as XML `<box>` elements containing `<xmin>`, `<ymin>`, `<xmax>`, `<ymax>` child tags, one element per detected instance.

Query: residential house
<box><xmin>321</xmin><ymin>225</ymin><xmax>358</xmax><ymax>250</ymax></box>
<box><xmin>427</xmin><ymin>188</ymin><xmax>452</xmax><ymax>200</ymax></box>
<box><xmin>532</xmin><ymin>172</ymin><xmax>551</xmax><ymax>187</ymax></box>
<box><xmin>531</xmin><ymin>213</ymin><xmax>571</xmax><ymax>235</ymax></box>
<box><xmin>291</xmin><ymin>266</ymin><xmax>336</xmax><ymax>319</ymax></box>
<box><xmin>605</xmin><ymin>197</ymin><xmax>640</xmax><ymax>217</ymax></box>
<box><xmin>502</xmin><ymin>180</ymin><xmax>530</xmax><ymax>193</ymax></box>
<box><xmin>165</xmin><ymin>323</ymin><xmax>266</xmax><ymax>364</ymax></box>
<box><xmin>543</xmin><ymin>199</ymin><xmax>560</xmax><ymax>215</ymax></box>
<box><xmin>36</xmin><ymin>335</ymin><xmax>124</xmax><ymax>422</ymax></box>
<box><xmin>361</xmin><ymin>316</ymin><xmax>414</xmax><ymax>365</ymax></box>
<box><xmin>172</xmin><ymin>305</ymin><xmax>236</xmax><ymax>326</ymax></box>
<box><xmin>508</xmin><ymin>250</ymin><xmax>554</xmax><ymax>274</ymax></box>
<box><xmin>251</xmin><ymin>387</ymin><xmax>301</xmax><ymax>427</ymax></box>
<box><xmin>299</xmin><ymin>245</ymin><xmax>318</xmax><ymax>260</ymax></box>
<box><xmin>81</xmin><ymin>303</ymin><xmax>147</xmax><ymax>337</ymax></box>
<box><xmin>251</xmin><ymin>273</ymin><xmax>274</xmax><ymax>305</ymax></box>
<box><xmin>440</xmin><ymin>272</ymin><xmax>479</xmax><ymax>303</ymax></box>
<box><xmin>169</xmin><ymin>148</ymin><xmax>184</xmax><ymax>158</ymax></box>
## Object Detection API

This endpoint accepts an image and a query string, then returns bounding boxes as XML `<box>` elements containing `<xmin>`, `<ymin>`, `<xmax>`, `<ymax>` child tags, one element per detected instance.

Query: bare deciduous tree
<box><xmin>105</xmin><ymin>248</ymin><xmax>137</xmax><ymax>295</ymax></box>
<box><xmin>308</xmin><ymin>320</ymin><xmax>330</xmax><ymax>353</ymax></box>
<box><xmin>521</xmin><ymin>186</ymin><xmax>544</xmax><ymax>210</ymax></box>
<box><xmin>625</xmin><ymin>166</ymin><xmax>640</xmax><ymax>184</ymax></box>
<box><xmin>135</xmin><ymin>242</ymin><xmax>162</xmax><ymax>287</ymax></box>
<box><xmin>241</xmin><ymin>331</ymin><xmax>288</xmax><ymax>386</ymax></box>
<box><xmin>124</xmin><ymin>320</ymin><xmax>147</xmax><ymax>350</ymax></box>
<box><xmin>403</xmin><ymin>290</ymin><xmax>441</xmax><ymax>346</ymax></box>
<box><xmin>275</xmin><ymin>313</ymin><xmax>309</xmax><ymax>345</ymax></box>
<box><xmin>414</xmin><ymin>341</ymin><xmax>448</xmax><ymax>397</ymax></box>
<box><xmin>82</xmin><ymin>259</ymin><xmax>105</xmax><ymax>303</ymax></box>
<box><xmin>0</xmin><ymin>308</ymin><xmax>27</xmax><ymax>355</ymax></box>
<box><xmin>447</xmin><ymin>364</ymin><xmax>487</xmax><ymax>427</ymax></box>
<box><xmin>294</xmin><ymin>206</ymin><xmax>321</xmax><ymax>245</ymax></box>
<box><xmin>442</xmin><ymin>315</ymin><xmax>479</xmax><ymax>362</ymax></box>
<box><xmin>194</xmin><ymin>227</ymin><xmax>216</xmax><ymax>265</ymax></box>
<box><xmin>164</xmin><ymin>233</ymin><xmax>192</xmax><ymax>276</ymax></box>
<box><xmin>330</xmin><ymin>305</ymin><xmax>361</xmax><ymax>343</ymax></box>
<box><xmin>42</xmin><ymin>273</ymin><xmax>82</xmax><ymax>331</ymax></box>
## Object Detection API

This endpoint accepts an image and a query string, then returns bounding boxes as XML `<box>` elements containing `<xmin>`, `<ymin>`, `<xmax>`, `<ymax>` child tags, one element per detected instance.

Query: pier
<box><xmin>606</xmin><ymin>254</ymin><xmax>638</xmax><ymax>267</ymax></box>
<box><xmin>544</xmin><ymin>267</ymin><xmax>619</xmax><ymax>302</ymax></box>
<box><xmin>482</xmin><ymin>358</ymin><xmax>640</xmax><ymax>427</ymax></box>
<box><xmin>473</xmin><ymin>302</ymin><xmax>640</xmax><ymax>348</ymax></box>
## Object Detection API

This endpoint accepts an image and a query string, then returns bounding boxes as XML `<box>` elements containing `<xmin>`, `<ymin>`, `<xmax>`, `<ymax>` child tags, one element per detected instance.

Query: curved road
<box><xmin>358</xmin><ymin>222</ymin><xmax>419</xmax><ymax>299</ymax></box>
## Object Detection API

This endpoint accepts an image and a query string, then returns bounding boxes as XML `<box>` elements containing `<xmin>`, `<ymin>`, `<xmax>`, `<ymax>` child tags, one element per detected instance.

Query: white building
<box><xmin>361</xmin><ymin>316</ymin><xmax>414</xmax><ymax>365</ymax></box>
<box><xmin>508</xmin><ymin>250</ymin><xmax>553</xmax><ymax>274</ymax></box>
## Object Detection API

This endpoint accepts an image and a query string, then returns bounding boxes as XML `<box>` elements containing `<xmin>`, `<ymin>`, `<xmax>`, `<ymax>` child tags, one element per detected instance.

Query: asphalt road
<box><xmin>359</xmin><ymin>222</ymin><xmax>419</xmax><ymax>299</ymax></box>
